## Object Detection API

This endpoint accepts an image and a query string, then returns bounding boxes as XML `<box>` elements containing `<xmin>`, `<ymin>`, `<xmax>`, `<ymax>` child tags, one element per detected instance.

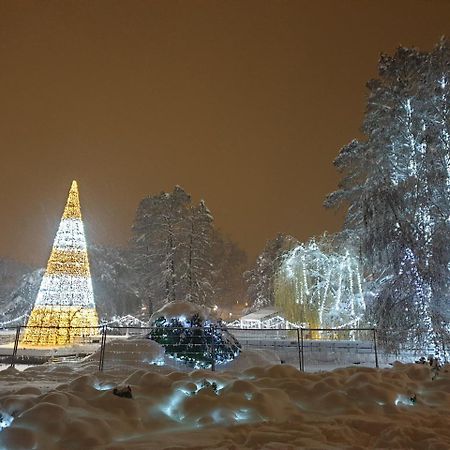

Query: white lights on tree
<box><xmin>325</xmin><ymin>40</ymin><xmax>450</xmax><ymax>355</ymax></box>
<box><xmin>275</xmin><ymin>237</ymin><xmax>365</xmax><ymax>331</ymax></box>
<box><xmin>22</xmin><ymin>181</ymin><xmax>99</xmax><ymax>346</ymax></box>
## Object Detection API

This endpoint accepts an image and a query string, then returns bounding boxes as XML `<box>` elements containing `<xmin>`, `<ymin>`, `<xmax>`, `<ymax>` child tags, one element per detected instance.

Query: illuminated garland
<box><xmin>22</xmin><ymin>181</ymin><xmax>99</xmax><ymax>346</ymax></box>
<box><xmin>275</xmin><ymin>241</ymin><xmax>365</xmax><ymax>333</ymax></box>
<box><xmin>149</xmin><ymin>314</ymin><xmax>241</xmax><ymax>369</ymax></box>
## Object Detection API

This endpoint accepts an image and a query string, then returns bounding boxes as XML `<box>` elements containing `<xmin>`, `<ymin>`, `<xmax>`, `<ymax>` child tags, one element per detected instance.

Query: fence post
<box><xmin>373</xmin><ymin>328</ymin><xmax>379</xmax><ymax>369</ymax></box>
<box><xmin>98</xmin><ymin>326</ymin><xmax>103</xmax><ymax>371</ymax></box>
<box><xmin>300</xmin><ymin>328</ymin><xmax>305</xmax><ymax>372</ymax></box>
<box><xmin>296</xmin><ymin>328</ymin><xmax>302</xmax><ymax>371</ymax></box>
<box><xmin>98</xmin><ymin>325</ymin><xmax>107</xmax><ymax>372</ymax></box>
<box><xmin>210</xmin><ymin>325</ymin><xmax>215</xmax><ymax>372</ymax></box>
<box><xmin>102</xmin><ymin>325</ymin><xmax>108</xmax><ymax>371</ymax></box>
<box><xmin>10</xmin><ymin>326</ymin><xmax>21</xmax><ymax>368</ymax></box>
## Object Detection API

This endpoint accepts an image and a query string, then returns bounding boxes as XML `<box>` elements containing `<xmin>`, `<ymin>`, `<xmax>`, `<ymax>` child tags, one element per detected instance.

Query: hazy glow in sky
<box><xmin>0</xmin><ymin>0</ymin><xmax>449</xmax><ymax>265</ymax></box>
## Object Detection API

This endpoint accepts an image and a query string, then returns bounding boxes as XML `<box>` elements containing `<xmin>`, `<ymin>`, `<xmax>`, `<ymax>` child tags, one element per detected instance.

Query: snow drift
<box><xmin>0</xmin><ymin>346</ymin><xmax>450</xmax><ymax>449</ymax></box>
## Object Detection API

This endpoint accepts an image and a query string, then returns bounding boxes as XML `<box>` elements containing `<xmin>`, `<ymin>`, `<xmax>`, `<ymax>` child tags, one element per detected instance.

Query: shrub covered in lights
<box><xmin>147</xmin><ymin>301</ymin><xmax>241</xmax><ymax>368</ymax></box>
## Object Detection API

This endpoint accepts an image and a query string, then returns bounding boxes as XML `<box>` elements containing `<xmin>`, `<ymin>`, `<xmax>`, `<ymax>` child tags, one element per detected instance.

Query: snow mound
<box><xmin>225</xmin><ymin>349</ymin><xmax>281</xmax><ymax>370</ymax></box>
<box><xmin>150</xmin><ymin>301</ymin><xmax>214</xmax><ymax>322</ymax></box>
<box><xmin>88</xmin><ymin>338</ymin><xmax>166</xmax><ymax>367</ymax></box>
<box><xmin>1</xmin><ymin>361</ymin><xmax>450</xmax><ymax>448</ymax></box>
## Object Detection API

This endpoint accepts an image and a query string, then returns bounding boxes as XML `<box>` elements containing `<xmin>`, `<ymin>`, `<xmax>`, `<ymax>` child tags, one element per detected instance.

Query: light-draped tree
<box><xmin>326</xmin><ymin>39</ymin><xmax>450</xmax><ymax>354</ymax></box>
<box><xmin>274</xmin><ymin>234</ymin><xmax>365</xmax><ymax>330</ymax></box>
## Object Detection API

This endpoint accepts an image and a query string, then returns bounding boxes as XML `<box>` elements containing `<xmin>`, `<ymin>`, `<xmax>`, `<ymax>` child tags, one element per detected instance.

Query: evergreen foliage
<box><xmin>89</xmin><ymin>244</ymin><xmax>141</xmax><ymax>319</ymax></box>
<box><xmin>148</xmin><ymin>312</ymin><xmax>241</xmax><ymax>368</ymax></box>
<box><xmin>326</xmin><ymin>39</ymin><xmax>450</xmax><ymax>354</ymax></box>
<box><xmin>210</xmin><ymin>230</ymin><xmax>248</xmax><ymax>309</ymax></box>
<box><xmin>245</xmin><ymin>234</ymin><xmax>298</xmax><ymax>311</ymax></box>
<box><xmin>131</xmin><ymin>186</ymin><xmax>247</xmax><ymax>315</ymax></box>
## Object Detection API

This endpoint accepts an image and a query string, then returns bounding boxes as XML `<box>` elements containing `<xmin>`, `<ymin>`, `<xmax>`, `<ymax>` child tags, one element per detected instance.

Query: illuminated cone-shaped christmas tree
<box><xmin>22</xmin><ymin>181</ymin><xmax>99</xmax><ymax>346</ymax></box>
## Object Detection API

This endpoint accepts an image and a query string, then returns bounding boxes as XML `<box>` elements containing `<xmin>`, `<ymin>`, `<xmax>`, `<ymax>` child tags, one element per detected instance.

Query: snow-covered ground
<box><xmin>0</xmin><ymin>339</ymin><xmax>449</xmax><ymax>449</ymax></box>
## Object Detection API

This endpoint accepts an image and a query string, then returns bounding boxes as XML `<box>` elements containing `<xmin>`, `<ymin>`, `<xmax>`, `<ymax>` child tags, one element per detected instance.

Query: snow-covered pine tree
<box><xmin>88</xmin><ymin>244</ymin><xmax>140</xmax><ymax>320</ymax></box>
<box><xmin>0</xmin><ymin>267</ymin><xmax>43</xmax><ymax>326</ymax></box>
<box><xmin>184</xmin><ymin>200</ymin><xmax>214</xmax><ymax>306</ymax></box>
<box><xmin>326</xmin><ymin>39</ymin><xmax>450</xmax><ymax>355</ymax></box>
<box><xmin>245</xmin><ymin>234</ymin><xmax>298</xmax><ymax>311</ymax></box>
<box><xmin>131</xmin><ymin>187</ymin><xmax>218</xmax><ymax>313</ymax></box>
<box><xmin>131</xmin><ymin>186</ymin><xmax>191</xmax><ymax>314</ymax></box>
<box><xmin>210</xmin><ymin>230</ymin><xmax>248</xmax><ymax>310</ymax></box>
<box><xmin>0</xmin><ymin>259</ymin><xmax>33</xmax><ymax>304</ymax></box>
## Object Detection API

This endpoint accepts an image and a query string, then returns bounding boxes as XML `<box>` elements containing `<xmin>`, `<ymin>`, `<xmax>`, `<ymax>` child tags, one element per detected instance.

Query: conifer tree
<box><xmin>245</xmin><ymin>234</ymin><xmax>298</xmax><ymax>311</ymax></box>
<box><xmin>185</xmin><ymin>200</ymin><xmax>214</xmax><ymax>306</ymax></box>
<box><xmin>131</xmin><ymin>187</ymin><xmax>216</xmax><ymax>313</ymax></box>
<box><xmin>327</xmin><ymin>39</ymin><xmax>450</xmax><ymax>354</ymax></box>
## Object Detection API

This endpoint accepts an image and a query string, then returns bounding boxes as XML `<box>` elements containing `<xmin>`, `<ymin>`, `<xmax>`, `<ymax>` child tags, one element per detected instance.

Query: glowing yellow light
<box><xmin>46</xmin><ymin>249</ymin><xmax>90</xmax><ymax>276</ymax></box>
<box><xmin>22</xmin><ymin>180</ymin><xmax>99</xmax><ymax>346</ymax></box>
<box><xmin>23</xmin><ymin>307</ymin><xmax>98</xmax><ymax>346</ymax></box>
<box><xmin>62</xmin><ymin>180</ymin><xmax>82</xmax><ymax>220</ymax></box>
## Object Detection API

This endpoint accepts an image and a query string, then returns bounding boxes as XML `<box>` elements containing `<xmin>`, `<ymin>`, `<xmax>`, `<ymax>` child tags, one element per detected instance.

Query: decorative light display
<box><xmin>275</xmin><ymin>240</ymin><xmax>365</xmax><ymax>332</ymax></box>
<box><xmin>148</xmin><ymin>313</ymin><xmax>241</xmax><ymax>369</ymax></box>
<box><xmin>22</xmin><ymin>181</ymin><xmax>99</xmax><ymax>346</ymax></box>
<box><xmin>228</xmin><ymin>313</ymin><xmax>302</xmax><ymax>330</ymax></box>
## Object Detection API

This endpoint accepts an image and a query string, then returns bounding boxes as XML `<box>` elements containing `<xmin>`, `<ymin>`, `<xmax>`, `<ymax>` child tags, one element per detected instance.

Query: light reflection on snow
<box><xmin>0</xmin><ymin>412</ymin><xmax>14</xmax><ymax>431</ymax></box>
<box><xmin>395</xmin><ymin>395</ymin><xmax>415</xmax><ymax>406</ymax></box>
<box><xmin>93</xmin><ymin>381</ymin><xmax>114</xmax><ymax>391</ymax></box>
<box><xmin>0</xmin><ymin>357</ymin><xmax>444</xmax><ymax>449</ymax></box>
<box><xmin>235</xmin><ymin>408</ymin><xmax>251</xmax><ymax>421</ymax></box>
<box><xmin>193</xmin><ymin>379</ymin><xmax>225</xmax><ymax>392</ymax></box>
<box><xmin>143</xmin><ymin>358</ymin><xmax>165</xmax><ymax>366</ymax></box>
<box><xmin>158</xmin><ymin>380</ymin><xmax>256</xmax><ymax>427</ymax></box>
<box><xmin>160</xmin><ymin>390</ymin><xmax>188</xmax><ymax>422</ymax></box>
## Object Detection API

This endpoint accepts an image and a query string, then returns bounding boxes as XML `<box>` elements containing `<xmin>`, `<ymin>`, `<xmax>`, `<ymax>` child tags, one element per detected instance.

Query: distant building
<box><xmin>228</xmin><ymin>307</ymin><xmax>302</xmax><ymax>329</ymax></box>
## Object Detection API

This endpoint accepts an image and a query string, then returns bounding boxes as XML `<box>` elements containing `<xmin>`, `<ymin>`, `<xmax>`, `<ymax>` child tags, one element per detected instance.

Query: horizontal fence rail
<box><xmin>0</xmin><ymin>324</ymin><xmax>446</xmax><ymax>372</ymax></box>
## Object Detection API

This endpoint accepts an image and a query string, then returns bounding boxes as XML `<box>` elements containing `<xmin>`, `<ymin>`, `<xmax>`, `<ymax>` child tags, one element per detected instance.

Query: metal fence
<box><xmin>0</xmin><ymin>325</ymin><xmax>101</xmax><ymax>370</ymax></box>
<box><xmin>0</xmin><ymin>324</ymin><xmax>441</xmax><ymax>373</ymax></box>
<box><xmin>229</xmin><ymin>327</ymin><xmax>379</xmax><ymax>372</ymax></box>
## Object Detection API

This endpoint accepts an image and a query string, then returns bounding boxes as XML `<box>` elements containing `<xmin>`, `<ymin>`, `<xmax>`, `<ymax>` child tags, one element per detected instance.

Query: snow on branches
<box><xmin>327</xmin><ymin>39</ymin><xmax>450</xmax><ymax>356</ymax></box>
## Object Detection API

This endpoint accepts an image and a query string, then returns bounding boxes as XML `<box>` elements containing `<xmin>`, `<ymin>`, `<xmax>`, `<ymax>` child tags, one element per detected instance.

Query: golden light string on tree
<box><xmin>22</xmin><ymin>181</ymin><xmax>99</xmax><ymax>346</ymax></box>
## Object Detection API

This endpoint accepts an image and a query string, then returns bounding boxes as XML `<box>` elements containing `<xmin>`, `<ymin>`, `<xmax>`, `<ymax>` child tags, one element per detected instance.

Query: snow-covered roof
<box><xmin>239</xmin><ymin>307</ymin><xmax>280</xmax><ymax>321</ymax></box>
